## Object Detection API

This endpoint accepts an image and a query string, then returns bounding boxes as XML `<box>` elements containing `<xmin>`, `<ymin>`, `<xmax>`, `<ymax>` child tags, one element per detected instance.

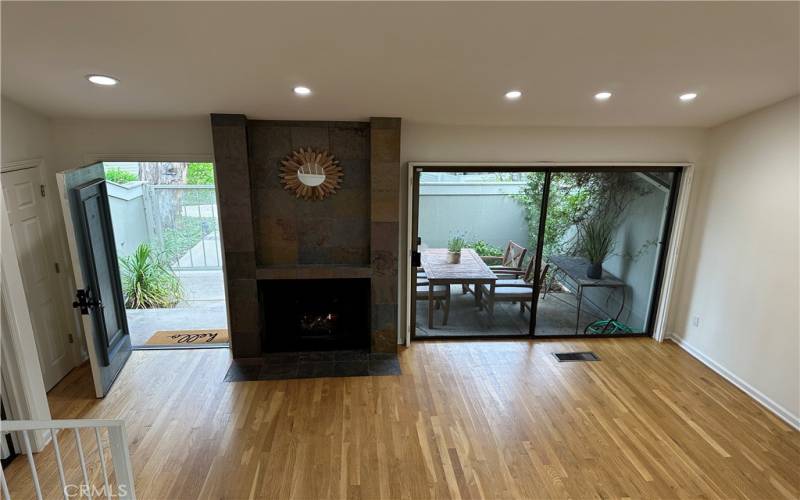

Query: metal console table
<box><xmin>542</xmin><ymin>255</ymin><xmax>626</xmax><ymax>334</ymax></box>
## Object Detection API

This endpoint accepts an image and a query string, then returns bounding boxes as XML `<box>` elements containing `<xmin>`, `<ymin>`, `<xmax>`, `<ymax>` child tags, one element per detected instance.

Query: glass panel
<box><xmin>535</xmin><ymin>171</ymin><xmax>675</xmax><ymax>336</ymax></box>
<box><xmin>413</xmin><ymin>171</ymin><xmax>542</xmax><ymax>337</ymax></box>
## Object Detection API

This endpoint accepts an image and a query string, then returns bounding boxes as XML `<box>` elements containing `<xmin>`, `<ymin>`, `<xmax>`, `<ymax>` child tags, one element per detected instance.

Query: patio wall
<box><xmin>418</xmin><ymin>181</ymin><xmax>528</xmax><ymax>249</ymax></box>
<box><xmin>107</xmin><ymin>181</ymin><xmax>149</xmax><ymax>257</ymax></box>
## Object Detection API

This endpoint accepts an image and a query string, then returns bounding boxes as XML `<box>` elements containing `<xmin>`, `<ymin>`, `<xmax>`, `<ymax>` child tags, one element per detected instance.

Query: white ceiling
<box><xmin>2</xmin><ymin>2</ymin><xmax>798</xmax><ymax>127</ymax></box>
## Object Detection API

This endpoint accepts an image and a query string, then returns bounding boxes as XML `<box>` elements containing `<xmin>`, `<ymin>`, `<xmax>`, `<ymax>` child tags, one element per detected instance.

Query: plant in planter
<box><xmin>579</xmin><ymin>216</ymin><xmax>616</xmax><ymax>279</ymax></box>
<box><xmin>447</xmin><ymin>233</ymin><xmax>467</xmax><ymax>264</ymax></box>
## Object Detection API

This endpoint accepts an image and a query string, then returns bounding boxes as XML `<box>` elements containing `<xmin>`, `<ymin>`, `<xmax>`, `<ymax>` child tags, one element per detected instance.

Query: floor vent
<box><xmin>553</xmin><ymin>352</ymin><xmax>600</xmax><ymax>362</ymax></box>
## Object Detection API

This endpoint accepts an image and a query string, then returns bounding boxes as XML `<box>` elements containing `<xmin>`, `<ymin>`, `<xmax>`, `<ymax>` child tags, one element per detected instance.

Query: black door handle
<box><xmin>72</xmin><ymin>289</ymin><xmax>101</xmax><ymax>315</ymax></box>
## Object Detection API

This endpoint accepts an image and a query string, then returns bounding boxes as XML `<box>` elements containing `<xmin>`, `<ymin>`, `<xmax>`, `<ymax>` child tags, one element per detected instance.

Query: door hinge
<box><xmin>54</xmin><ymin>262</ymin><xmax>60</xmax><ymax>273</ymax></box>
<box><xmin>67</xmin><ymin>334</ymin><xmax>74</xmax><ymax>344</ymax></box>
<box><xmin>40</xmin><ymin>184</ymin><xmax>45</xmax><ymax>197</ymax></box>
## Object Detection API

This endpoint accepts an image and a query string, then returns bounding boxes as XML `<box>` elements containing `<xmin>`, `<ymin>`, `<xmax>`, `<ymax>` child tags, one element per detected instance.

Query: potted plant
<box><xmin>579</xmin><ymin>216</ymin><xmax>615</xmax><ymax>279</ymax></box>
<box><xmin>447</xmin><ymin>233</ymin><xmax>466</xmax><ymax>264</ymax></box>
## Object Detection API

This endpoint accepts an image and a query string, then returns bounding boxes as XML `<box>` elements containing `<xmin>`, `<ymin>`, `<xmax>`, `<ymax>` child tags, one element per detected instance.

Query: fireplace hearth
<box><xmin>260</xmin><ymin>278</ymin><xmax>370</xmax><ymax>352</ymax></box>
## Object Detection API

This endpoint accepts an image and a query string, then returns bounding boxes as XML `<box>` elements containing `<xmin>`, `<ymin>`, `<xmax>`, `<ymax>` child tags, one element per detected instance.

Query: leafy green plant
<box><xmin>580</xmin><ymin>217</ymin><xmax>616</xmax><ymax>264</ymax></box>
<box><xmin>465</xmin><ymin>240</ymin><xmax>503</xmax><ymax>256</ymax></box>
<box><xmin>447</xmin><ymin>233</ymin><xmax>467</xmax><ymax>253</ymax></box>
<box><xmin>119</xmin><ymin>244</ymin><xmax>183</xmax><ymax>309</ymax></box>
<box><xmin>105</xmin><ymin>168</ymin><xmax>137</xmax><ymax>184</ymax></box>
<box><xmin>187</xmin><ymin>163</ymin><xmax>215</xmax><ymax>185</ymax></box>
<box><xmin>513</xmin><ymin>172</ymin><xmax>653</xmax><ymax>260</ymax></box>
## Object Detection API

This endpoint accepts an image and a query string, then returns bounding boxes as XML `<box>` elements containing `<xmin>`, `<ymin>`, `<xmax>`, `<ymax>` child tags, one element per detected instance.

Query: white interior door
<box><xmin>2</xmin><ymin>166</ymin><xmax>73</xmax><ymax>390</ymax></box>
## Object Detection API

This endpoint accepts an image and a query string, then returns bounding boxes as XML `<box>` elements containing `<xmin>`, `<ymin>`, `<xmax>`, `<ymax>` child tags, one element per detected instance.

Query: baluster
<box><xmin>21</xmin><ymin>430</ymin><xmax>43</xmax><ymax>500</ymax></box>
<box><xmin>0</xmin><ymin>463</ymin><xmax>12</xmax><ymax>500</ymax></box>
<box><xmin>94</xmin><ymin>428</ymin><xmax>111</xmax><ymax>500</ymax></box>
<box><xmin>50</xmin><ymin>429</ymin><xmax>68</xmax><ymax>500</ymax></box>
<box><xmin>73</xmin><ymin>428</ymin><xmax>91</xmax><ymax>498</ymax></box>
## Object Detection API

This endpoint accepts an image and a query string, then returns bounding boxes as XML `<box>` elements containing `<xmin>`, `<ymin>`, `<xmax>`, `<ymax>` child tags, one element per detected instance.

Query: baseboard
<box><xmin>666</xmin><ymin>333</ymin><xmax>800</xmax><ymax>430</ymax></box>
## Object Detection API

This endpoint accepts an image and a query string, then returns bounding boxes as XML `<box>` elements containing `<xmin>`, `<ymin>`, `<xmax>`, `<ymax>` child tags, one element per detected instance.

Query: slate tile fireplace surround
<box><xmin>210</xmin><ymin>115</ymin><xmax>401</xmax><ymax>358</ymax></box>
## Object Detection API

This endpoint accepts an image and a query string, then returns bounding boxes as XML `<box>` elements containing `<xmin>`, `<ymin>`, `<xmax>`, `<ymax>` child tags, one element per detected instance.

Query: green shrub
<box><xmin>120</xmin><ymin>244</ymin><xmax>183</xmax><ymax>309</ymax></box>
<box><xmin>465</xmin><ymin>240</ymin><xmax>504</xmax><ymax>256</ymax></box>
<box><xmin>105</xmin><ymin>168</ymin><xmax>137</xmax><ymax>184</ymax></box>
<box><xmin>187</xmin><ymin>163</ymin><xmax>215</xmax><ymax>185</ymax></box>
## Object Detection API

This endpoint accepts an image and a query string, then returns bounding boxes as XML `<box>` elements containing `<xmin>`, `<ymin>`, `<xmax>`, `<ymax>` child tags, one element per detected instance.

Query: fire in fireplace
<box><xmin>260</xmin><ymin>278</ymin><xmax>370</xmax><ymax>352</ymax></box>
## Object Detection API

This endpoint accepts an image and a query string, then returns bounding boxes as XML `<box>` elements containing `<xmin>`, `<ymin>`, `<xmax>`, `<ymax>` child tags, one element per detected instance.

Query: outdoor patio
<box><xmin>415</xmin><ymin>285</ymin><xmax>606</xmax><ymax>337</ymax></box>
<box><xmin>125</xmin><ymin>270</ymin><xmax>228</xmax><ymax>346</ymax></box>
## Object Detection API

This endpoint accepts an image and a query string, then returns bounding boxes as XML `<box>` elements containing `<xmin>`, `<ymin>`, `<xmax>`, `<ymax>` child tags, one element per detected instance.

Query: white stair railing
<box><xmin>0</xmin><ymin>419</ymin><xmax>135</xmax><ymax>500</ymax></box>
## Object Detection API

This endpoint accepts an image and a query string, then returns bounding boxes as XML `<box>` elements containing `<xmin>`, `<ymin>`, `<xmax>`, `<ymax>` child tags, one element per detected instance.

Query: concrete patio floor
<box><xmin>415</xmin><ymin>286</ymin><xmax>624</xmax><ymax>337</ymax></box>
<box><xmin>126</xmin><ymin>270</ymin><xmax>228</xmax><ymax>346</ymax></box>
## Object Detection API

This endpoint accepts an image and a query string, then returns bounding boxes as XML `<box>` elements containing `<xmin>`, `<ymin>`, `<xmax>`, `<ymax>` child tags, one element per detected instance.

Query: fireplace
<box><xmin>211</xmin><ymin>115</ymin><xmax>400</xmax><ymax>357</ymax></box>
<box><xmin>260</xmin><ymin>278</ymin><xmax>370</xmax><ymax>352</ymax></box>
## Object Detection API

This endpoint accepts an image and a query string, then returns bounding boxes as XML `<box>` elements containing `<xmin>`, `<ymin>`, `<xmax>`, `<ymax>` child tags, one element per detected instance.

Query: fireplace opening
<box><xmin>259</xmin><ymin>278</ymin><xmax>370</xmax><ymax>352</ymax></box>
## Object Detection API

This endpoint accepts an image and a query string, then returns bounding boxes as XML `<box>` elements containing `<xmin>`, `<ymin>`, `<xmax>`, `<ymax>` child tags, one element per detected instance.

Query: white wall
<box><xmin>669</xmin><ymin>96</ymin><xmax>800</xmax><ymax>426</ymax></box>
<box><xmin>1</xmin><ymin>96</ymin><xmax>76</xmax><ymax>345</ymax></box>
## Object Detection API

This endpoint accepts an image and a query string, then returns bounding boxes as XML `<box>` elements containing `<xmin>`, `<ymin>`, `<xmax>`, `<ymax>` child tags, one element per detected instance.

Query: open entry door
<box><xmin>57</xmin><ymin>163</ymin><xmax>131</xmax><ymax>397</ymax></box>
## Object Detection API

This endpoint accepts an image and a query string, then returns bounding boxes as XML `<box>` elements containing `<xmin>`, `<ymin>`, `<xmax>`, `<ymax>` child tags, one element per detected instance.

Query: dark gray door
<box><xmin>62</xmin><ymin>163</ymin><xmax>131</xmax><ymax>396</ymax></box>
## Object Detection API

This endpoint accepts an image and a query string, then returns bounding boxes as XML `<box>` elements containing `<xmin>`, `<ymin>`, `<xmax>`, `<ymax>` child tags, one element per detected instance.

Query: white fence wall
<box><xmin>418</xmin><ymin>182</ymin><xmax>529</xmax><ymax>250</ymax></box>
<box><xmin>106</xmin><ymin>182</ymin><xmax>149</xmax><ymax>258</ymax></box>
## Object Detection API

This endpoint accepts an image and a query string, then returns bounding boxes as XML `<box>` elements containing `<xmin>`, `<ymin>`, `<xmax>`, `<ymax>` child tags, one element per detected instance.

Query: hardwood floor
<box><xmin>5</xmin><ymin>339</ymin><xmax>799</xmax><ymax>499</ymax></box>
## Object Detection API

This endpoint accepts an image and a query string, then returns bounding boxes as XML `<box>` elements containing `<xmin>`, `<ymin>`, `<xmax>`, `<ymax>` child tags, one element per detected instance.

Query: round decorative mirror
<box><xmin>280</xmin><ymin>148</ymin><xmax>343</xmax><ymax>200</ymax></box>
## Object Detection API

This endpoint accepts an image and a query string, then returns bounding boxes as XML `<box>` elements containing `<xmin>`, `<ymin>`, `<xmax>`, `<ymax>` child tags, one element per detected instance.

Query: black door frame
<box><xmin>408</xmin><ymin>164</ymin><xmax>684</xmax><ymax>341</ymax></box>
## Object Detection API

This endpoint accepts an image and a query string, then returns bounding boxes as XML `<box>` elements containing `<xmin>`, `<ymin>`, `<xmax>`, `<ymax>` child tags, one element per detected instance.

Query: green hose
<box><xmin>584</xmin><ymin>319</ymin><xmax>634</xmax><ymax>335</ymax></box>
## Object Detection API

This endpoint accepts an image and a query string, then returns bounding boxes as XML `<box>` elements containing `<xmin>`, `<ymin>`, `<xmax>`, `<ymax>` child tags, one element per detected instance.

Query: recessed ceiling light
<box><xmin>293</xmin><ymin>86</ymin><xmax>312</xmax><ymax>96</ymax></box>
<box><xmin>505</xmin><ymin>90</ymin><xmax>522</xmax><ymax>100</ymax></box>
<box><xmin>86</xmin><ymin>74</ymin><xmax>119</xmax><ymax>86</ymax></box>
<box><xmin>594</xmin><ymin>91</ymin><xmax>612</xmax><ymax>101</ymax></box>
<box><xmin>679</xmin><ymin>92</ymin><xmax>698</xmax><ymax>102</ymax></box>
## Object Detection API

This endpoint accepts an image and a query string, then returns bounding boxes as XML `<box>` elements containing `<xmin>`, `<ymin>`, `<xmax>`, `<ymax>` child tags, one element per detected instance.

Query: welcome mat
<box><xmin>145</xmin><ymin>328</ymin><xmax>229</xmax><ymax>346</ymax></box>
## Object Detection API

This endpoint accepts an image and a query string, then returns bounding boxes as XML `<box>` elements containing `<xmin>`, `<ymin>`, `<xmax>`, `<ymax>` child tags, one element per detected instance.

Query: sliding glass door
<box><xmin>410</xmin><ymin>166</ymin><xmax>681</xmax><ymax>340</ymax></box>
<box><xmin>534</xmin><ymin>169</ymin><xmax>680</xmax><ymax>337</ymax></box>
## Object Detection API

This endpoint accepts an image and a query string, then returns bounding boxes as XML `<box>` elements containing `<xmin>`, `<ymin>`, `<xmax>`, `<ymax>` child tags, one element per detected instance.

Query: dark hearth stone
<box><xmin>333</xmin><ymin>361</ymin><xmax>369</xmax><ymax>377</ymax></box>
<box><xmin>297</xmin><ymin>362</ymin><xmax>336</xmax><ymax>379</ymax></box>
<box><xmin>368</xmin><ymin>358</ymin><xmax>401</xmax><ymax>376</ymax></box>
<box><xmin>334</xmin><ymin>350</ymin><xmax>369</xmax><ymax>361</ymax></box>
<box><xmin>223</xmin><ymin>360</ymin><xmax>262</xmax><ymax>382</ymax></box>
<box><xmin>258</xmin><ymin>363</ymin><xmax>299</xmax><ymax>380</ymax></box>
<box><xmin>298</xmin><ymin>351</ymin><xmax>336</xmax><ymax>362</ymax></box>
<box><xmin>263</xmin><ymin>352</ymin><xmax>300</xmax><ymax>364</ymax></box>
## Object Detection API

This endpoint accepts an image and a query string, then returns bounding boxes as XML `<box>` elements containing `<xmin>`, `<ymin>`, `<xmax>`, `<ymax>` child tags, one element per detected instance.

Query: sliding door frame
<box><xmin>405</xmin><ymin>162</ymin><xmax>693</xmax><ymax>344</ymax></box>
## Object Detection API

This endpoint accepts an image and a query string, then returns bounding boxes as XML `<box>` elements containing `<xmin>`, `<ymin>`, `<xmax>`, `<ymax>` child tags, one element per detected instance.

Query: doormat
<box><xmin>145</xmin><ymin>328</ymin><xmax>229</xmax><ymax>346</ymax></box>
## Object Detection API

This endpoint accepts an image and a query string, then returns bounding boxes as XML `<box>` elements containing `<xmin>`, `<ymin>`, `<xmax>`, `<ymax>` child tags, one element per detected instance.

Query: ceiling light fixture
<box><xmin>86</xmin><ymin>74</ymin><xmax>119</xmax><ymax>86</ymax></box>
<box><xmin>594</xmin><ymin>91</ymin><xmax>612</xmax><ymax>101</ymax></box>
<box><xmin>293</xmin><ymin>86</ymin><xmax>312</xmax><ymax>96</ymax></box>
<box><xmin>504</xmin><ymin>90</ymin><xmax>522</xmax><ymax>100</ymax></box>
<box><xmin>679</xmin><ymin>92</ymin><xmax>698</xmax><ymax>102</ymax></box>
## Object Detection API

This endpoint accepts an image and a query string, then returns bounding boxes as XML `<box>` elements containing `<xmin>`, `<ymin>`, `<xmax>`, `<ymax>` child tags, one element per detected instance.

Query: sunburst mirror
<box><xmin>279</xmin><ymin>148</ymin><xmax>343</xmax><ymax>200</ymax></box>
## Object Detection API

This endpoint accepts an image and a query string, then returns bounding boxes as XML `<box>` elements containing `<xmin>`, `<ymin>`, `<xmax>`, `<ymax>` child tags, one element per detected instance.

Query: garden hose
<box><xmin>584</xmin><ymin>319</ymin><xmax>634</xmax><ymax>335</ymax></box>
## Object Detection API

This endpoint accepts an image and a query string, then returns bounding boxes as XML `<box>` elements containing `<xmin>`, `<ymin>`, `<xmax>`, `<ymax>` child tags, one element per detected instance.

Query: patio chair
<box><xmin>416</xmin><ymin>279</ymin><xmax>450</xmax><ymax>325</ymax></box>
<box><xmin>462</xmin><ymin>240</ymin><xmax>528</xmax><ymax>294</ymax></box>
<box><xmin>478</xmin><ymin>260</ymin><xmax>549</xmax><ymax>321</ymax></box>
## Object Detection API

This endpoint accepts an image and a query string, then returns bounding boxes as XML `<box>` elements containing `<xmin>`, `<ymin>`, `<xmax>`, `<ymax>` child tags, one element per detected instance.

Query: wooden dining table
<box><xmin>420</xmin><ymin>248</ymin><xmax>498</xmax><ymax>328</ymax></box>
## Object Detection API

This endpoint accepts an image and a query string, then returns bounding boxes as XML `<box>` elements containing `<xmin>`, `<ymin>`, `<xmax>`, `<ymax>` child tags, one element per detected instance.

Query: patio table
<box><xmin>421</xmin><ymin>248</ymin><xmax>497</xmax><ymax>329</ymax></box>
<box><xmin>543</xmin><ymin>255</ymin><xmax>626</xmax><ymax>334</ymax></box>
